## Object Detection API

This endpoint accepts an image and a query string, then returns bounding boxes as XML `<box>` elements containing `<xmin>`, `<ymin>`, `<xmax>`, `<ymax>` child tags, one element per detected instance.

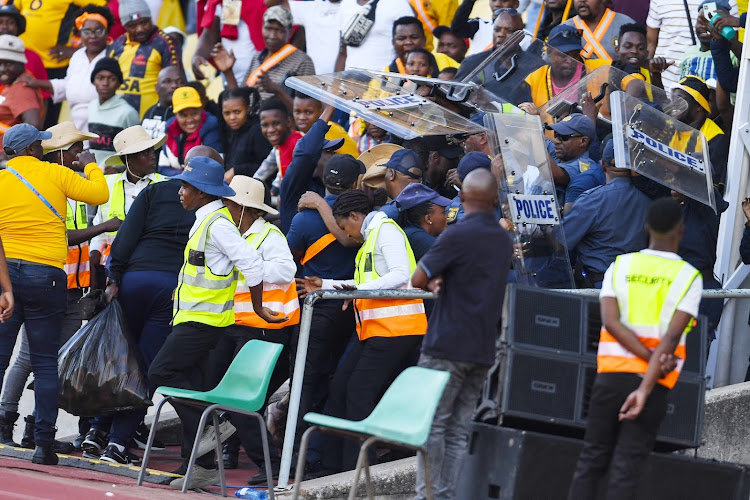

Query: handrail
<box><xmin>278</xmin><ymin>289</ymin><xmax>438</xmax><ymax>488</ymax></box>
<box><xmin>556</xmin><ymin>289</ymin><xmax>750</xmax><ymax>298</ymax></box>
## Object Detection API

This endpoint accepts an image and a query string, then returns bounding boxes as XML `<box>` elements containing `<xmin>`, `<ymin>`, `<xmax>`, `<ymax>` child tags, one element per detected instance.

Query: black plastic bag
<box><xmin>58</xmin><ymin>299</ymin><xmax>152</xmax><ymax>416</ymax></box>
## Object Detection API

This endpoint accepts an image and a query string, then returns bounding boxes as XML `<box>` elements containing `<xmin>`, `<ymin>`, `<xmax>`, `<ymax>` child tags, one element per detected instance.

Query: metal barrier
<box><xmin>276</xmin><ymin>286</ymin><xmax>749</xmax><ymax>488</ymax></box>
<box><xmin>278</xmin><ymin>288</ymin><xmax>438</xmax><ymax>488</ymax></box>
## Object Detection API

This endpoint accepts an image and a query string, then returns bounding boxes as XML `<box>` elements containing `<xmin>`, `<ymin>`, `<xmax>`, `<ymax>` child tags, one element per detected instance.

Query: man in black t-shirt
<box><xmin>411</xmin><ymin>169</ymin><xmax>513</xmax><ymax>500</ymax></box>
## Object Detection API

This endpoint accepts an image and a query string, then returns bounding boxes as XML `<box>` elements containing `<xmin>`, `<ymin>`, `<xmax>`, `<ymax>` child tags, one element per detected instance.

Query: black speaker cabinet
<box><xmin>456</xmin><ymin>423</ymin><xmax>750</xmax><ymax>500</ymax></box>
<box><xmin>500</xmin><ymin>347</ymin><xmax>705</xmax><ymax>449</ymax></box>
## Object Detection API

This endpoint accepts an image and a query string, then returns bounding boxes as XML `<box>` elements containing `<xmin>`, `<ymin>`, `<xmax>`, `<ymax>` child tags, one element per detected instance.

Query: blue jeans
<box><xmin>415</xmin><ymin>354</ymin><xmax>488</xmax><ymax>500</ymax></box>
<box><xmin>0</xmin><ymin>261</ymin><xmax>66</xmax><ymax>445</ymax></box>
<box><xmin>91</xmin><ymin>271</ymin><xmax>177</xmax><ymax>446</ymax></box>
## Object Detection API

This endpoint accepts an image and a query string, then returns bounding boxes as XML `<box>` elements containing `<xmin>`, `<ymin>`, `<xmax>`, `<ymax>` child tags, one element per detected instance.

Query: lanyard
<box><xmin>7</xmin><ymin>166</ymin><xmax>65</xmax><ymax>224</ymax></box>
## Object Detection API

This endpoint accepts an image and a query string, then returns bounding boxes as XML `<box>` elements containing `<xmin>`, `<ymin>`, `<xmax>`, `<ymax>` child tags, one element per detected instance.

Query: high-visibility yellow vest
<box><xmin>234</xmin><ymin>222</ymin><xmax>300</xmax><ymax>329</ymax></box>
<box><xmin>173</xmin><ymin>207</ymin><xmax>239</xmax><ymax>327</ymax></box>
<box><xmin>99</xmin><ymin>172</ymin><xmax>165</xmax><ymax>265</ymax></box>
<box><xmin>597</xmin><ymin>252</ymin><xmax>700</xmax><ymax>389</ymax></box>
<box><xmin>353</xmin><ymin>217</ymin><xmax>427</xmax><ymax>341</ymax></box>
<box><xmin>65</xmin><ymin>199</ymin><xmax>90</xmax><ymax>289</ymax></box>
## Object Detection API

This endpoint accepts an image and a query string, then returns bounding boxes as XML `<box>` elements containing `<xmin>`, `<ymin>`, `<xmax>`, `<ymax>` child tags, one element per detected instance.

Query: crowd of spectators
<box><xmin>0</xmin><ymin>0</ymin><xmax>746</xmax><ymax>494</ymax></box>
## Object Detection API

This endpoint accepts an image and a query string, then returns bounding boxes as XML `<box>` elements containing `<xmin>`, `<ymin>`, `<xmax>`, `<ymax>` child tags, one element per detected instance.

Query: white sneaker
<box><xmin>196</xmin><ymin>420</ymin><xmax>236</xmax><ymax>458</ymax></box>
<box><xmin>169</xmin><ymin>465</ymin><xmax>220</xmax><ymax>490</ymax></box>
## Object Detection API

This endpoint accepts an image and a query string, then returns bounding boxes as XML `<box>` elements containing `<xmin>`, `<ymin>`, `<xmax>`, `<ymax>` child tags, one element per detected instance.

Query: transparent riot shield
<box><xmin>459</xmin><ymin>30</ymin><xmax>587</xmax><ymax>109</ymax></box>
<box><xmin>610</xmin><ymin>90</ymin><xmax>716</xmax><ymax>211</ymax></box>
<box><xmin>285</xmin><ymin>69</ymin><xmax>485</xmax><ymax>139</ymax></box>
<box><xmin>484</xmin><ymin>112</ymin><xmax>575</xmax><ymax>288</ymax></box>
<box><xmin>539</xmin><ymin>65</ymin><xmax>688</xmax><ymax>127</ymax></box>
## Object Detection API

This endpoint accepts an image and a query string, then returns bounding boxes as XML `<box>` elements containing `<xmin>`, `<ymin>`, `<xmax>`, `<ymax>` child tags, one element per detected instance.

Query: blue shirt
<box><xmin>286</xmin><ymin>194</ymin><xmax>358</xmax><ymax>280</ymax></box>
<box><xmin>547</xmin><ymin>139</ymin><xmax>596</xmax><ymax>204</ymax></box>
<box><xmin>565</xmin><ymin>164</ymin><xmax>605</xmax><ymax>206</ymax></box>
<box><xmin>379</xmin><ymin>199</ymin><xmax>400</xmax><ymax>220</ymax></box>
<box><xmin>419</xmin><ymin>211</ymin><xmax>513</xmax><ymax>365</ymax></box>
<box><xmin>562</xmin><ymin>177</ymin><xmax>650</xmax><ymax>274</ymax></box>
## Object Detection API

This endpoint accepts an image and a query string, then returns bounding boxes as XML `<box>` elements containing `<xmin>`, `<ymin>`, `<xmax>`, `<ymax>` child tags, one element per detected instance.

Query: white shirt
<box><xmin>338</xmin><ymin>0</ymin><xmax>413</xmax><ymax>71</ymax></box>
<box><xmin>647</xmin><ymin>0</ymin><xmax>738</xmax><ymax>89</ymax></box>
<box><xmin>466</xmin><ymin>19</ymin><xmax>493</xmax><ymax>57</ymax></box>
<box><xmin>600</xmin><ymin>249</ymin><xmax>702</xmax><ymax>317</ymax></box>
<box><xmin>90</xmin><ymin>172</ymin><xmax>162</xmax><ymax>253</ymax></box>
<box><xmin>322</xmin><ymin>211</ymin><xmax>411</xmax><ymax>290</ymax></box>
<box><xmin>215</xmin><ymin>4</ymin><xmax>257</xmax><ymax>84</ymax></box>
<box><xmin>50</xmin><ymin>48</ymin><xmax>105</xmax><ymax>133</ymax></box>
<box><xmin>289</xmin><ymin>0</ymin><xmax>341</xmax><ymax>74</ymax></box>
<box><xmin>191</xmin><ymin>200</ymin><xmax>264</xmax><ymax>287</ymax></box>
<box><xmin>242</xmin><ymin>217</ymin><xmax>297</xmax><ymax>285</ymax></box>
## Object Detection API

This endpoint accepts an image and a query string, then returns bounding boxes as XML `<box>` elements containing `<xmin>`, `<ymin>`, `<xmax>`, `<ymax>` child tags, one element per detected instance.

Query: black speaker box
<box><xmin>456</xmin><ymin>423</ymin><xmax>750</xmax><ymax>500</ymax></box>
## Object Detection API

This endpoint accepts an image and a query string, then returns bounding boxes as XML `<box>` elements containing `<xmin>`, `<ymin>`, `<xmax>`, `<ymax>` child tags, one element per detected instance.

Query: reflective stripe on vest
<box><xmin>597</xmin><ymin>252</ymin><xmax>700</xmax><ymax>389</ymax></box>
<box><xmin>173</xmin><ymin>207</ymin><xmax>239</xmax><ymax>327</ymax></box>
<box><xmin>353</xmin><ymin>217</ymin><xmax>427</xmax><ymax>340</ymax></box>
<box><xmin>408</xmin><ymin>0</ymin><xmax>437</xmax><ymax>31</ymax></box>
<box><xmin>234</xmin><ymin>222</ymin><xmax>300</xmax><ymax>329</ymax></box>
<box><xmin>301</xmin><ymin>233</ymin><xmax>337</xmax><ymax>265</ymax></box>
<box><xmin>574</xmin><ymin>9</ymin><xmax>615</xmax><ymax>62</ymax></box>
<box><xmin>100</xmin><ymin>172</ymin><xmax>165</xmax><ymax>266</ymax></box>
<box><xmin>65</xmin><ymin>199</ymin><xmax>90</xmax><ymax>289</ymax></box>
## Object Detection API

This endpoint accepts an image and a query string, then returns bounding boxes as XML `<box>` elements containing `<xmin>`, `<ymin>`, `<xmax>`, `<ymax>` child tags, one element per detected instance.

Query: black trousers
<box><xmin>321</xmin><ymin>334</ymin><xmax>423</xmax><ymax>472</ymax></box>
<box><xmin>205</xmin><ymin>323</ymin><xmax>291</xmax><ymax>468</ymax></box>
<box><xmin>290</xmin><ymin>300</ymin><xmax>355</xmax><ymax>453</ymax></box>
<box><xmin>149</xmin><ymin>321</ymin><xmax>227</xmax><ymax>468</ymax></box>
<box><xmin>568</xmin><ymin>372</ymin><xmax>669</xmax><ymax>500</ymax></box>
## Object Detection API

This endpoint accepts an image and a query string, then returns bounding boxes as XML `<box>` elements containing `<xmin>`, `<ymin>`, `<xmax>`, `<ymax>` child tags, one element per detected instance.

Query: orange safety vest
<box><xmin>65</xmin><ymin>199</ymin><xmax>90</xmax><ymax>289</ymax></box>
<box><xmin>573</xmin><ymin>9</ymin><xmax>616</xmax><ymax>63</ymax></box>
<box><xmin>246</xmin><ymin>44</ymin><xmax>298</xmax><ymax>87</ymax></box>
<box><xmin>408</xmin><ymin>0</ymin><xmax>437</xmax><ymax>32</ymax></box>
<box><xmin>597</xmin><ymin>252</ymin><xmax>700</xmax><ymax>389</ymax></box>
<box><xmin>234</xmin><ymin>222</ymin><xmax>300</xmax><ymax>329</ymax></box>
<box><xmin>353</xmin><ymin>216</ymin><xmax>427</xmax><ymax>341</ymax></box>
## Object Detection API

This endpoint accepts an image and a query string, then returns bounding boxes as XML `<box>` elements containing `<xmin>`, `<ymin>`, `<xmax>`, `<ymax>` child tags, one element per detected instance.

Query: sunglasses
<box><xmin>81</xmin><ymin>27</ymin><xmax>107</xmax><ymax>36</ymax></box>
<box><xmin>493</xmin><ymin>8</ymin><xmax>519</xmax><ymax>15</ymax></box>
<box><xmin>552</xmin><ymin>29</ymin><xmax>583</xmax><ymax>40</ymax></box>
<box><xmin>554</xmin><ymin>132</ymin><xmax>583</xmax><ymax>141</ymax></box>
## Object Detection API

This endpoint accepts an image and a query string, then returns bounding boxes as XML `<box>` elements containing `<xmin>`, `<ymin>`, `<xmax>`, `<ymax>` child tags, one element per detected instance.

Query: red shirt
<box><xmin>278</xmin><ymin>130</ymin><xmax>303</xmax><ymax>178</ymax></box>
<box><xmin>24</xmin><ymin>48</ymin><xmax>49</xmax><ymax>99</ymax></box>
<box><xmin>0</xmin><ymin>72</ymin><xmax>44</xmax><ymax>135</ymax></box>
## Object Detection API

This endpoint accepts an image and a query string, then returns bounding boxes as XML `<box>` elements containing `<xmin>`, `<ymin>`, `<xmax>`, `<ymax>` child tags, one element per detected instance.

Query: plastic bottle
<box><xmin>234</xmin><ymin>488</ymin><xmax>268</xmax><ymax>500</ymax></box>
<box><xmin>709</xmin><ymin>12</ymin><xmax>736</xmax><ymax>40</ymax></box>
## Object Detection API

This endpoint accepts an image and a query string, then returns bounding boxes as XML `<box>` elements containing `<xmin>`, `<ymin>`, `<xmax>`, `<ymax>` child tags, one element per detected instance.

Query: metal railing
<box><xmin>276</xmin><ymin>286</ymin><xmax>750</xmax><ymax>488</ymax></box>
<box><xmin>278</xmin><ymin>289</ymin><xmax>437</xmax><ymax>488</ymax></box>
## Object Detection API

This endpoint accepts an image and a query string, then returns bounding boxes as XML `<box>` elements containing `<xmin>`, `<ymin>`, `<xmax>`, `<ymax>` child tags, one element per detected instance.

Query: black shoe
<box><xmin>248</xmin><ymin>465</ymin><xmax>279</xmax><ymax>485</ymax></box>
<box><xmin>53</xmin><ymin>440</ymin><xmax>74</xmax><ymax>455</ymax></box>
<box><xmin>100</xmin><ymin>444</ymin><xmax>131</xmax><ymax>465</ymax></box>
<box><xmin>131</xmin><ymin>422</ymin><xmax>165</xmax><ymax>450</ymax></box>
<box><xmin>81</xmin><ymin>429</ymin><xmax>108</xmax><ymax>458</ymax></box>
<box><xmin>31</xmin><ymin>444</ymin><xmax>58</xmax><ymax>465</ymax></box>
<box><xmin>73</xmin><ymin>434</ymin><xmax>85</xmax><ymax>451</ymax></box>
<box><xmin>0</xmin><ymin>411</ymin><xmax>20</xmax><ymax>446</ymax></box>
<box><xmin>222</xmin><ymin>434</ymin><xmax>240</xmax><ymax>469</ymax></box>
<box><xmin>170</xmin><ymin>461</ymin><xmax>188</xmax><ymax>476</ymax></box>
<box><xmin>20</xmin><ymin>415</ymin><xmax>35</xmax><ymax>449</ymax></box>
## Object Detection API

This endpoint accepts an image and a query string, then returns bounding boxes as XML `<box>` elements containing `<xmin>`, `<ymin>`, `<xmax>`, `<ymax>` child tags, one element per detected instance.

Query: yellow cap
<box><xmin>172</xmin><ymin>86</ymin><xmax>202</xmax><ymax>113</ymax></box>
<box><xmin>325</xmin><ymin>122</ymin><xmax>359</xmax><ymax>158</ymax></box>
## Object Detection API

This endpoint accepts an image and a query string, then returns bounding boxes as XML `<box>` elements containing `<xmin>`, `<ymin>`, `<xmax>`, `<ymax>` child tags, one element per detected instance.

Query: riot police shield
<box><xmin>610</xmin><ymin>90</ymin><xmax>716</xmax><ymax>211</ymax></box>
<box><xmin>540</xmin><ymin>65</ymin><xmax>688</xmax><ymax>126</ymax></box>
<box><xmin>459</xmin><ymin>30</ymin><xmax>587</xmax><ymax>109</ymax></box>
<box><xmin>285</xmin><ymin>70</ymin><xmax>485</xmax><ymax>139</ymax></box>
<box><xmin>484</xmin><ymin>112</ymin><xmax>575</xmax><ymax>288</ymax></box>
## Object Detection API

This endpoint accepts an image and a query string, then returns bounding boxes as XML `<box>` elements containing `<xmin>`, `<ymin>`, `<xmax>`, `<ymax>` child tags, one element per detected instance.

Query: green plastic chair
<box><xmin>136</xmin><ymin>340</ymin><xmax>283</xmax><ymax>498</ymax></box>
<box><xmin>292</xmin><ymin>366</ymin><xmax>450</xmax><ymax>500</ymax></box>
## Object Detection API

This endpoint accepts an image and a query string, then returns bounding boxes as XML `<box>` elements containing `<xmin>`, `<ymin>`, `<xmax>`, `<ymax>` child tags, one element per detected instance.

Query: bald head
<box><xmin>460</xmin><ymin>169</ymin><xmax>499</xmax><ymax>214</ymax></box>
<box><xmin>156</xmin><ymin>66</ymin><xmax>186</xmax><ymax>106</ymax></box>
<box><xmin>185</xmin><ymin>146</ymin><xmax>224</xmax><ymax>167</ymax></box>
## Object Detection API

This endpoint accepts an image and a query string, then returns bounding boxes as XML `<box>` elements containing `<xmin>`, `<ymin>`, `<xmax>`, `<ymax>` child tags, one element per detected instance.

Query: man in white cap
<box><xmin>88</xmin><ymin>125</ymin><xmax>166</xmax><ymax>289</ymax></box>
<box><xmin>108</xmin><ymin>0</ymin><xmax>182</xmax><ymax>116</ymax></box>
<box><xmin>0</xmin><ymin>123</ymin><xmax>108</xmax><ymax>465</ymax></box>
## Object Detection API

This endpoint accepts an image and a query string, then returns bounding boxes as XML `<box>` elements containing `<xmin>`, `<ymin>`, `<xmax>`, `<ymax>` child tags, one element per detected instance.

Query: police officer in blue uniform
<box><xmin>446</xmin><ymin>152</ymin><xmax>493</xmax><ymax>225</ymax></box>
<box><xmin>562</xmin><ymin>143</ymin><xmax>651</xmax><ymax>288</ymax></box>
<box><xmin>546</xmin><ymin>113</ymin><xmax>597</xmax><ymax>205</ymax></box>
<box><xmin>563</xmin><ymin>138</ymin><xmax>611</xmax><ymax>213</ymax></box>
